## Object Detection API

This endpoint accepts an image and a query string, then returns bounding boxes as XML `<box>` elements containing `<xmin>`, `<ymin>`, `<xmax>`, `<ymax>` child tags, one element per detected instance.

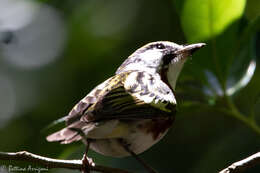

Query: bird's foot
<box><xmin>81</xmin><ymin>153</ymin><xmax>95</xmax><ymax>173</ymax></box>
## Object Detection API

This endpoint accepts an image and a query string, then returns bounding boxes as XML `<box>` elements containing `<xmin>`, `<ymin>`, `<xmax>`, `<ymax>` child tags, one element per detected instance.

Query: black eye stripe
<box><xmin>163</xmin><ymin>53</ymin><xmax>177</xmax><ymax>65</ymax></box>
<box><xmin>163</xmin><ymin>54</ymin><xmax>172</xmax><ymax>64</ymax></box>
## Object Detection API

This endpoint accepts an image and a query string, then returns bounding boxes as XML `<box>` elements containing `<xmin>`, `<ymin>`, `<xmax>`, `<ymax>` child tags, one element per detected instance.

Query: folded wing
<box><xmin>47</xmin><ymin>71</ymin><xmax>176</xmax><ymax>144</ymax></box>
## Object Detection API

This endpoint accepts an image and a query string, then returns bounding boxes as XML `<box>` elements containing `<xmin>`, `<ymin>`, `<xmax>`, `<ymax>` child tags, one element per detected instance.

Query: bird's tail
<box><xmin>46</xmin><ymin>121</ymin><xmax>85</xmax><ymax>144</ymax></box>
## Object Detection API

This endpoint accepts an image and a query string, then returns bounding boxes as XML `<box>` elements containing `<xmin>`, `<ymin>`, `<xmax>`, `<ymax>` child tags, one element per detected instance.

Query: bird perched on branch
<box><xmin>46</xmin><ymin>41</ymin><xmax>205</xmax><ymax>173</ymax></box>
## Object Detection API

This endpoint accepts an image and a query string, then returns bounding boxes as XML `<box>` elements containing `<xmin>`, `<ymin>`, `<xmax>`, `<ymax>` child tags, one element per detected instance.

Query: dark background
<box><xmin>0</xmin><ymin>0</ymin><xmax>259</xmax><ymax>173</ymax></box>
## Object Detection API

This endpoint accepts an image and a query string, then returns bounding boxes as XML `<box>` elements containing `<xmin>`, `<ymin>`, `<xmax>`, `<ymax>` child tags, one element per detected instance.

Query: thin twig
<box><xmin>219</xmin><ymin>152</ymin><xmax>260</xmax><ymax>173</ymax></box>
<box><xmin>0</xmin><ymin>151</ymin><xmax>132</xmax><ymax>173</ymax></box>
<box><xmin>120</xmin><ymin>139</ymin><xmax>158</xmax><ymax>173</ymax></box>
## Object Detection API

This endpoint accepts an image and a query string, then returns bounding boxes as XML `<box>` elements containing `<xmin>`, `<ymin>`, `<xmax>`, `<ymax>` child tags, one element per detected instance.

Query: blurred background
<box><xmin>0</xmin><ymin>0</ymin><xmax>259</xmax><ymax>172</ymax></box>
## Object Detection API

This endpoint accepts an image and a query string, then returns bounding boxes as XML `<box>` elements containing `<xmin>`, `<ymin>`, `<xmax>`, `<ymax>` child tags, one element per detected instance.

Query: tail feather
<box><xmin>46</xmin><ymin>128</ymin><xmax>76</xmax><ymax>143</ymax></box>
<box><xmin>61</xmin><ymin>134</ymin><xmax>82</xmax><ymax>144</ymax></box>
<box><xmin>46</xmin><ymin>121</ymin><xmax>85</xmax><ymax>144</ymax></box>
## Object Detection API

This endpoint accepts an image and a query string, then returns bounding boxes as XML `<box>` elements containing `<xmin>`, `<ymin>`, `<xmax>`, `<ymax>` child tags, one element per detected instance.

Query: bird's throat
<box><xmin>161</xmin><ymin>60</ymin><xmax>186</xmax><ymax>91</ymax></box>
<box><xmin>160</xmin><ymin>67</ymin><xmax>174</xmax><ymax>91</ymax></box>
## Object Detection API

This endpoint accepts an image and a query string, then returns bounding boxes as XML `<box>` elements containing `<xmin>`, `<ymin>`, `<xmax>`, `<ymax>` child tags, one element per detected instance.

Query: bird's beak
<box><xmin>177</xmin><ymin>43</ymin><xmax>206</xmax><ymax>55</ymax></box>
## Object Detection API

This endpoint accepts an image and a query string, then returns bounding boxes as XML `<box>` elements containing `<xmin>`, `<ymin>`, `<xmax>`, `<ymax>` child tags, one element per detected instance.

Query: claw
<box><xmin>81</xmin><ymin>154</ymin><xmax>95</xmax><ymax>173</ymax></box>
<box><xmin>86</xmin><ymin>157</ymin><xmax>95</xmax><ymax>167</ymax></box>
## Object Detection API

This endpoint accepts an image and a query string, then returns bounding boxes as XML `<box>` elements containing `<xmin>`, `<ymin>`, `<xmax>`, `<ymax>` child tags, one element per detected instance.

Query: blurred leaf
<box><xmin>172</xmin><ymin>0</ymin><xmax>185</xmax><ymax>14</ymax></box>
<box><xmin>66</xmin><ymin>0</ymin><xmax>139</xmax><ymax>68</ymax></box>
<box><xmin>180</xmin><ymin>8</ymin><xmax>259</xmax><ymax>97</ymax></box>
<box><xmin>204</xmin><ymin>70</ymin><xmax>223</xmax><ymax>96</ymax></box>
<box><xmin>245</xmin><ymin>0</ymin><xmax>260</xmax><ymax>20</ymax></box>
<box><xmin>237</xmin><ymin>16</ymin><xmax>260</xmax><ymax>47</ymax></box>
<box><xmin>225</xmin><ymin>16</ymin><xmax>260</xmax><ymax>95</ymax></box>
<box><xmin>179</xmin><ymin>0</ymin><xmax>246</xmax><ymax>42</ymax></box>
<box><xmin>226</xmin><ymin>42</ymin><xmax>256</xmax><ymax>96</ymax></box>
<box><xmin>179</xmin><ymin>20</ymin><xmax>243</xmax><ymax>99</ymax></box>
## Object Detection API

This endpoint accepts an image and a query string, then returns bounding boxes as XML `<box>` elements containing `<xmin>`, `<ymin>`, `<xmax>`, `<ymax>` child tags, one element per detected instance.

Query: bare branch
<box><xmin>219</xmin><ymin>152</ymin><xmax>260</xmax><ymax>173</ymax></box>
<box><xmin>0</xmin><ymin>151</ymin><xmax>132</xmax><ymax>173</ymax></box>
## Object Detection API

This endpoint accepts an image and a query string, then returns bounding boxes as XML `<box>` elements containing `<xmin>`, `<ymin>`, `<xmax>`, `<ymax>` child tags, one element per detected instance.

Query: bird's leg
<box><xmin>119</xmin><ymin>139</ymin><xmax>158</xmax><ymax>173</ymax></box>
<box><xmin>69</xmin><ymin>128</ymin><xmax>95</xmax><ymax>173</ymax></box>
<box><xmin>81</xmin><ymin>139</ymin><xmax>94</xmax><ymax>173</ymax></box>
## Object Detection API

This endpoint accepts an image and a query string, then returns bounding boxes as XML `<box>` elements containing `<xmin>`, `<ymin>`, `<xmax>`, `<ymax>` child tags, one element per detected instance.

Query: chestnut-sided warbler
<box><xmin>46</xmin><ymin>41</ymin><xmax>205</xmax><ymax>172</ymax></box>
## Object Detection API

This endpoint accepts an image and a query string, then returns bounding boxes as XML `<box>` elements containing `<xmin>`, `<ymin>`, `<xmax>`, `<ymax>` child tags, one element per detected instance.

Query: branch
<box><xmin>219</xmin><ymin>152</ymin><xmax>260</xmax><ymax>173</ymax></box>
<box><xmin>0</xmin><ymin>151</ymin><xmax>132</xmax><ymax>173</ymax></box>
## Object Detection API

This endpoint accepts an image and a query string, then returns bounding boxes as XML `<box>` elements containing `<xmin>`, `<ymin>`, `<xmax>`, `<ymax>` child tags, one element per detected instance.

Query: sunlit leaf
<box><xmin>179</xmin><ymin>0</ymin><xmax>246</xmax><ymax>42</ymax></box>
<box><xmin>177</xmin><ymin>0</ymin><xmax>258</xmax><ymax>97</ymax></box>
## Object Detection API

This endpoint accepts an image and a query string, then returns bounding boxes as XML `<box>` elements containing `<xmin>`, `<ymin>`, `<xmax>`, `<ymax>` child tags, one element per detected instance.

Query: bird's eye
<box><xmin>155</xmin><ymin>44</ymin><xmax>165</xmax><ymax>49</ymax></box>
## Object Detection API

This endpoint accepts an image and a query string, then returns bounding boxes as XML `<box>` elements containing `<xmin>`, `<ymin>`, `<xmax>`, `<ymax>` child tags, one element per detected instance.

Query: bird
<box><xmin>46</xmin><ymin>41</ymin><xmax>205</xmax><ymax>173</ymax></box>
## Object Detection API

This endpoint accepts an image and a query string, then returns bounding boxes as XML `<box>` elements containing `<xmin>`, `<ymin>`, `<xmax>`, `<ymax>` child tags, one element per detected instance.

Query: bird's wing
<box><xmin>80</xmin><ymin>71</ymin><xmax>177</xmax><ymax>122</ymax></box>
<box><xmin>46</xmin><ymin>71</ymin><xmax>176</xmax><ymax>143</ymax></box>
<box><xmin>46</xmin><ymin>77</ymin><xmax>114</xmax><ymax>143</ymax></box>
<box><xmin>65</xmin><ymin>77</ymin><xmax>112</xmax><ymax>125</ymax></box>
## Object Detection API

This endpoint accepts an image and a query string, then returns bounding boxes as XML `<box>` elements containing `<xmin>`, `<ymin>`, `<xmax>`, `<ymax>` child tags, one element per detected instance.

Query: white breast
<box><xmin>89</xmin><ymin>119</ymin><xmax>172</xmax><ymax>157</ymax></box>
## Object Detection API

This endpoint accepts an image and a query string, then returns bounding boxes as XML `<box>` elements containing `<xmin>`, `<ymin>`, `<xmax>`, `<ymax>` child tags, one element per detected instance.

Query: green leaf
<box><xmin>226</xmin><ymin>41</ymin><xmax>256</xmax><ymax>96</ymax></box>
<box><xmin>245</xmin><ymin>0</ymin><xmax>260</xmax><ymax>20</ymax></box>
<box><xmin>225</xmin><ymin>16</ymin><xmax>260</xmax><ymax>95</ymax></box>
<box><xmin>177</xmin><ymin>1</ymin><xmax>258</xmax><ymax>97</ymax></box>
<box><xmin>180</xmin><ymin>0</ymin><xmax>246</xmax><ymax>42</ymax></box>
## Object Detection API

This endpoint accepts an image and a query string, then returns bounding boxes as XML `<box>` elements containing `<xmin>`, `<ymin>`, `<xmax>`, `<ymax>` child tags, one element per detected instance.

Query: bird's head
<box><xmin>116</xmin><ymin>41</ymin><xmax>205</xmax><ymax>90</ymax></box>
